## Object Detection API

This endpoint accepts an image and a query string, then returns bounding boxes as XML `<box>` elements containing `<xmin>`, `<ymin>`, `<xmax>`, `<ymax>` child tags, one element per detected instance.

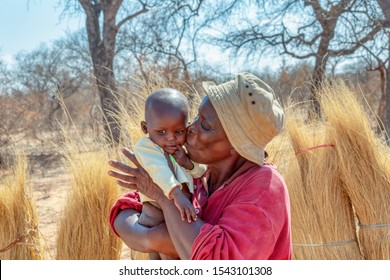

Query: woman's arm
<box><xmin>114</xmin><ymin>209</ymin><xmax>179</xmax><ymax>257</ymax></box>
<box><xmin>108</xmin><ymin>148</ymin><xmax>204</xmax><ymax>259</ymax></box>
<box><xmin>156</xmin><ymin>195</ymin><xmax>204</xmax><ymax>259</ymax></box>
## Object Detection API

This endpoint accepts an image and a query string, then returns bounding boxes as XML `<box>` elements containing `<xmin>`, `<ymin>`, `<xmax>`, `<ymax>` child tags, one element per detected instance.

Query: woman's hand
<box><xmin>108</xmin><ymin>147</ymin><xmax>165</xmax><ymax>202</ymax></box>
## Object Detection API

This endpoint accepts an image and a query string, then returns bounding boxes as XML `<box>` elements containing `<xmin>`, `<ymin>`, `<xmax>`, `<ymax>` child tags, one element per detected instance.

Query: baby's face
<box><xmin>146</xmin><ymin>109</ymin><xmax>187</xmax><ymax>154</ymax></box>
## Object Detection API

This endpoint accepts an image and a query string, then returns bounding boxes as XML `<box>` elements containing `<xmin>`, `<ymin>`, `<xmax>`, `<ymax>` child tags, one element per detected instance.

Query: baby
<box><xmin>134</xmin><ymin>88</ymin><xmax>206</xmax><ymax>229</ymax></box>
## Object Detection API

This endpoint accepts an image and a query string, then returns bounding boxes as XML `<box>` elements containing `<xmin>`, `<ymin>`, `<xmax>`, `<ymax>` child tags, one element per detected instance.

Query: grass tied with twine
<box><xmin>0</xmin><ymin>154</ymin><xmax>45</xmax><ymax>260</ymax></box>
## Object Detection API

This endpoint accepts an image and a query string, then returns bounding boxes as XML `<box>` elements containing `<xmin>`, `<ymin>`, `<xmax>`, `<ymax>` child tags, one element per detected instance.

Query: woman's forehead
<box><xmin>199</xmin><ymin>96</ymin><xmax>213</xmax><ymax>114</ymax></box>
<box><xmin>199</xmin><ymin>96</ymin><xmax>219</xmax><ymax>123</ymax></box>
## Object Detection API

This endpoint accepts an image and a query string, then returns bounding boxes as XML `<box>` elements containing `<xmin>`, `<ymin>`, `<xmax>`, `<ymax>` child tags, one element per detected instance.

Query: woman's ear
<box><xmin>141</xmin><ymin>121</ymin><xmax>148</xmax><ymax>134</ymax></box>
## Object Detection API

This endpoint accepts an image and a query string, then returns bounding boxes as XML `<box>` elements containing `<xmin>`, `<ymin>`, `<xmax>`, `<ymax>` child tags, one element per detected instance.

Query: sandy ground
<box><xmin>29</xmin><ymin>165</ymin><xmax>131</xmax><ymax>260</ymax></box>
<box><xmin>30</xmin><ymin>167</ymin><xmax>71</xmax><ymax>259</ymax></box>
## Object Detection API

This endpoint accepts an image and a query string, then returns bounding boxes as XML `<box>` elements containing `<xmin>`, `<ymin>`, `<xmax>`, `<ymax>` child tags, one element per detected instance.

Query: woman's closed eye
<box><xmin>192</xmin><ymin>114</ymin><xmax>212</xmax><ymax>132</ymax></box>
<box><xmin>201</xmin><ymin>120</ymin><xmax>212</xmax><ymax>131</ymax></box>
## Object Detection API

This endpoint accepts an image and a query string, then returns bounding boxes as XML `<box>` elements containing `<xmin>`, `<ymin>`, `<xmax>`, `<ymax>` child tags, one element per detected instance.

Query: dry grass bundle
<box><xmin>319</xmin><ymin>81</ymin><xmax>390</xmax><ymax>259</ymax></box>
<box><xmin>56</xmin><ymin>140</ymin><xmax>122</xmax><ymax>260</ymax></box>
<box><xmin>0</xmin><ymin>154</ymin><xmax>45</xmax><ymax>260</ymax></box>
<box><xmin>267</xmin><ymin>106</ymin><xmax>362</xmax><ymax>259</ymax></box>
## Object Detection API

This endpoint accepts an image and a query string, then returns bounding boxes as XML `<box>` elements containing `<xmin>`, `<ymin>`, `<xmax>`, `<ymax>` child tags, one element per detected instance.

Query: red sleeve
<box><xmin>190</xmin><ymin>203</ymin><xmax>276</xmax><ymax>260</ymax></box>
<box><xmin>109</xmin><ymin>191</ymin><xmax>143</xmax><ymax>237</ymax></box>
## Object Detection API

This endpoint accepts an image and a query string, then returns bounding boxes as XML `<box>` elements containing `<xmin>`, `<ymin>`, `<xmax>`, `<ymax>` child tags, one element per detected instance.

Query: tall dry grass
<box><xmin>54</xmin><ymin>92</ymin><xmax>124</xmax><ymax>259</ymax></box>
<box><xmin>267</xmin><ymin>106</ymin><xmax>362</xmax><ymax>259</ymax></box>
<box><xmin>319</xmin><ymin>81</ymin><xmax>390</xmax><ymax>260</ymax></box>
<box><xmin>0</xmin><ymin>154</ymin><xmax>45</xmax><ymax>260</ymax></box>
<box><xmin>268</xmin><ymin>80</ymin><xmax>390</xmax><ymax>260</ymax></box>
<box><xmin>55</xmin><ymin>138</ymin><xmax>123</xmax><ymax>259</ymax></box>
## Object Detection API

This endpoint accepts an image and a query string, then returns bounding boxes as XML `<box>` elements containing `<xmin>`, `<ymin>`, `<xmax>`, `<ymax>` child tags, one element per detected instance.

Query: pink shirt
<box><xmin>109</xmin><ymin>161</ymin><xmax>292</xmax><ymax>260</ymax></box>
<box><xmin>190</xmin><ymin>162</ymin><xmax>292</xmax><ymax>260</ymax></box>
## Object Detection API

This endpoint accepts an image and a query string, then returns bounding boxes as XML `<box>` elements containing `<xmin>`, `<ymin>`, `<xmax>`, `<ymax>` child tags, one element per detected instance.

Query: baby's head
<box><xmin>141</xmin><ymin>88</ymin><xmax>189</xmax><ymax>154</ymax></box>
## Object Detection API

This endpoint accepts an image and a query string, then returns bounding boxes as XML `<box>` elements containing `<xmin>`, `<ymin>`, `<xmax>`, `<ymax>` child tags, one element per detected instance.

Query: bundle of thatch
<box><xmin>56</xmin><ymin>141</ymin><xmax>122</xmax><ymax>260</ymax></box>
<box><xmin>319</xmin><ymin>81</ymin><xmax>390</xmax><ymax>259</ymax></box>
<box><xmin>267</xmin><ymin>106</ymin><xmax>362</xmax><ymax>259</ymax></box>
<box><xmin>0</xmin><ymin>154</ymin><xmax>45</xmax><ymax>260</ymax></box>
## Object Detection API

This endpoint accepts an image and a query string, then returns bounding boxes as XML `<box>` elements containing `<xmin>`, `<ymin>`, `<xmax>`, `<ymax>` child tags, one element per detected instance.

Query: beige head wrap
<box><xmin>202</xmin><ymin>72</ymin><xmax>284</xmax><ymax>166</ymax></box>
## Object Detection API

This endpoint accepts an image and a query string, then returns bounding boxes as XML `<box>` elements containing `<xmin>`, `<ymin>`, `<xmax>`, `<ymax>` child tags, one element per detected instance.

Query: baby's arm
<box><xmin>135</xmin><ymin>138</ymin><xmax>196</xmax><ymax>222</ymax></box>
<box><xmin>169</xmin><ymin>186</ymin><xmax>197</xmax><ymax>223</ymax></box>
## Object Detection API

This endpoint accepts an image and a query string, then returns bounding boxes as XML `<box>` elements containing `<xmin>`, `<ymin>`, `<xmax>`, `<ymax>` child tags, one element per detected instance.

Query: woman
<box><xmin>108</xmin><ymin>72</ymin><xmax>292</xmax><ymax>259</ymax></box>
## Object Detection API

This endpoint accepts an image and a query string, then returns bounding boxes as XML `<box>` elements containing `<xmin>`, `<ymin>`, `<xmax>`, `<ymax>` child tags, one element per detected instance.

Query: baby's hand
<box><xmin>170</xmin><ymin>187</ymin><xmax>197</xmax><ymax>223</ymax></box>
<box><xmin>172</xmin><ymin>145</ymin><xmax>194</xmax><ymax>170</ymax></box>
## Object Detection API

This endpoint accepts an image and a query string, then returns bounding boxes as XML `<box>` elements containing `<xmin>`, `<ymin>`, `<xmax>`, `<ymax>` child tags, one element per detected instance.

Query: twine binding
<box><xmin>0</xmin><ymin>227</ymin><xmax>37</xmax><ymax>253</ymax></box>
<box><xmin>359</xmin><ymin>222</ymin><xmax>390</xmax><ymax>229</ymax></box>
<box><xmin>295</xmin><ymin>144</ymin><xmax>335</xmax><ymax>156</ymax></box>
<box><xmin>293</xmin><ymin>239</ymin><xmax>356</xmax><ymax>247</ymax></box>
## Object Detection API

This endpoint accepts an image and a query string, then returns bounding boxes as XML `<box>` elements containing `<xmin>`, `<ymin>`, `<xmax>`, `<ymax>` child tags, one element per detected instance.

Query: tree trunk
<box><xmin>385</xmin><ymin>33</ymin><xmax>390</xmax><ymax>141</ymax></box>
<box><xmin>309</xmin><ymin>37</ymin><xmax>331</xmax><ymax>118</ymax></box>
<box><xmin>375</xmin><ymin>65</ymin><xmax>387</xmax><ymax>134</ymax></box>
<box><xmin>95</xmin><ymin>66</ymin><xmax>121</xmax><ymax>144</ymax></box>
<box><xmin>377</xmin><ymin>0</ymin><xmax>390</xmax><ymax>141</ymax></box>
<box><xmin>308</xmin><ymin>1</ymin><xmax>338</xmax><ymax>119</ymax></box>
<box><xmin>80</xmin><ymin>0</ymin><xmax>122</xmax><ymax>144</ymax></box>
<box><xmin>377</xmin><ymin>0</ymin><xmax>390</xmax><ymax>26</ymax></box>
<box><xmin>310</xmin><ymin>58</ymin><xmax>326</xmax><ymax>117</ymax></box>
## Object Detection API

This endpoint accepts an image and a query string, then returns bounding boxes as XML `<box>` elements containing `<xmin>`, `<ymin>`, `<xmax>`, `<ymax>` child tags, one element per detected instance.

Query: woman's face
<box><xmin>185</xmin><ymin>96</ymin><xmax>232</xmax><ymax>164</ymax></box>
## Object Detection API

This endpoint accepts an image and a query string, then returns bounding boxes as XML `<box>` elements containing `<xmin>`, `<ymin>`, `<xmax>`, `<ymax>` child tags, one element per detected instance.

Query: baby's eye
<box><xmin>157</xmin><ymin>130</ymin><xmax>166</xmax><ymax>134</ymax></box>
<box><xmin>176</xmin><ymin>130</ymin><xmax>185</xmax><ymax>134</ymax></box>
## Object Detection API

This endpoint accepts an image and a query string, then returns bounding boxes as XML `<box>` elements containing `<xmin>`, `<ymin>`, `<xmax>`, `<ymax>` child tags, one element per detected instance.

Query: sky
<box><xmin>0</xmin><ymin>0</ymin><xmax>82</xmax><ymax>65</ymax></box>
<box><xmin>0</xmin><ymin>0</ymin><xmax>282</xmax><ymax>73</ymax></box>
<box><xmin>0</xmin><ymin>0</ymin><xmax>236</xmax><ymax>71</ymax></box>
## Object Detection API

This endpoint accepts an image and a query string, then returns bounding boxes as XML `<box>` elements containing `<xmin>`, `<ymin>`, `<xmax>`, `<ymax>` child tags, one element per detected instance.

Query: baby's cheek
<box><xmin>178</xmin><ymin>135</ymin><xmax>187</xmax><ymax>145</ymax></box>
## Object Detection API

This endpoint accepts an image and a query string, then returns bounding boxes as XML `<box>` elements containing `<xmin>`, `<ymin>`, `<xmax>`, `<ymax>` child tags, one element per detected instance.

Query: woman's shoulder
<box><xmin>234</xmin><ymin>162</ymin><xmax>287</xmax><ymax>198</ymax></box>
<box><xmin>244</xmin><ymin>161</ymin><xmax>282</xmax><ymax>181</ymax></box>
